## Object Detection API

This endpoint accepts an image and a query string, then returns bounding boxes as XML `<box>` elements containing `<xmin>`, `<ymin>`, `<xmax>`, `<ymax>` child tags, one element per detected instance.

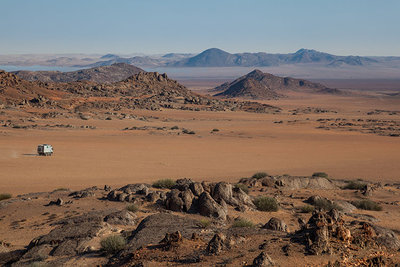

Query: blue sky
<box><xmin>1</xmin><ymin>0</ymin><xmax>400</xmax><ymax>56</ymax></box>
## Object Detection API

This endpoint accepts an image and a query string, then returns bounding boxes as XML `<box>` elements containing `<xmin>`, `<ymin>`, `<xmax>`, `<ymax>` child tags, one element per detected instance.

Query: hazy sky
<box><xmin>2</xmin><ymin>0</ymin><xmax>400</xmax><ymax>56</ymax></box>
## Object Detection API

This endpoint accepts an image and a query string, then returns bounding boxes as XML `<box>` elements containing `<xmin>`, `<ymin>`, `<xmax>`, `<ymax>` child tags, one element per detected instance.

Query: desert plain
<box><xmin>1</xmin><ymin>73</ymin><xmax>400</xmax><ymax>266</ymax></box>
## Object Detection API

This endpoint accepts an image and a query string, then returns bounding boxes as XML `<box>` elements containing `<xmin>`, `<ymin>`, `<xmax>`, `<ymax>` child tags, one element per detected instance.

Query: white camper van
<box><xmin>37</xmin><ymin>144</ymin><xmax>53</xmax><ymax>156</ymax></box>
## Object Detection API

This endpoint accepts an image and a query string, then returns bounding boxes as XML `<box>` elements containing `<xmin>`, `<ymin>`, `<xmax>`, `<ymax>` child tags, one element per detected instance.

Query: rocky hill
<box><xmin>213</xmin><ymin>70</ymin><xmax>336</xmax><ymax>100</ymax></box>
<box><xmin>0</xmin><ymin>69</ymin><xmax>279</xmax><ymax>114</ymax></box>
<box><xmin>13</xmin><ymin>63</ymin><xmax>144</xmax><ymax>83</ymax></box>
<box><xmin>0</xmin><ymin>70</ymin><xmax>66</xmax><ymax>105</ymax></box>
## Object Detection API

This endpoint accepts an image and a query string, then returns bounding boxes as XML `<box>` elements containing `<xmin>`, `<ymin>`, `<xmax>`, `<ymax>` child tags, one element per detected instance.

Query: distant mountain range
<box><xmin>12</xmin><ymin>63</ymin><xmax>143</xmax><ymax>83</ymax></box>
<box><xmin>212</xmin><ymin>69</ymin><xmax>342</xmax><ymax>100</ymax></box>
<box><xmin>72</xmin><ymin>48</ymin><xmax>396</xmax><ymax>69</ymax></box>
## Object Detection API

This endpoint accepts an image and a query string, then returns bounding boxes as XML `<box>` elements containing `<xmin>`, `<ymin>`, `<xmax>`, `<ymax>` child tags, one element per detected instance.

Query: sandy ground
<box><xmin>1</xmin><ymin>93</ymin><xmax>399</xmax><ymax>195</ymax></box>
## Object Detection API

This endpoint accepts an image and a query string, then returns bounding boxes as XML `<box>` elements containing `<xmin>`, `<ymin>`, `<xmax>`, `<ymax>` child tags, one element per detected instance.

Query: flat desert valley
<box><xmin>1</xmin><ymin>89</ymin><xmax>399</xmax><ymax>195</ymax></box>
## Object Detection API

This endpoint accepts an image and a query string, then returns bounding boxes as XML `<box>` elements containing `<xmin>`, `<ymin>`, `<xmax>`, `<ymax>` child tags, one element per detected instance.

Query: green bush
<box><xmin>232</xmin><ymin>218</ymin><xmax>254</xmax><ymax>228</ymax></box>
<box><xmin>171</xmin><ymin>125</ymin><xmax>179</xmax><ymax>130</ymax></box>
<box><xmin>253</xmin><ymin>196</ymin><xmax>279</xmax><ymax>212</ymax></box>
<box><xmin>0</xmin><ymin>193</ymin><xmax>12</xmax><ymax>201</ymax></box>
<box><xmin>299</xmin><ymin>205</ymin><xmax>315</xmax><ymax>213</ymax></box>
<box><xmin>211</xmin><ymin>128</ymin><xmax>219</xmax><ymax>132</ymax></box>
<box><xmin>313</xmin><ymin>199</ymin><xmax>342</xmax><ymax>211</ymax></box>
<box><xmin>234</xmin><ymin>183</ymin><xmax>249</xmax><ymax>194</ymax></box>
<box><xmin>126</xmin><ymin>204</ymin><xmax>139</xmax><ymax>212</ymax></box>
<box><xmin>152</xmin><ymin>179</ymin><xmax>176</xmax><ymax>189</ymax></box>
<box><xmin>100</xmin><ymin>235</ymin><xmax>127</xmax><ymax>255</ymax></box>
<box><xmin>312</xmin><ymin>172</ymin><xmax>328</xmax><ymax>178</ymax></box>
<box><xmin>199</xmin><ymin>218</ymin><xmax>211</xmax><ymax>228</ymax></box>
<box><xmin>343</xmin><ymin>181</ymin><xmax>367</xmax><ymax>190</ymax></box>
<box><xmin>252</xmin><ymin>172</ymin><xmax>268</xmax><ymax>179</ymax></box>
<box><xmin>352</xmin><ymin>200</ymin><xmax>382</xmax><ymax>211</ymax></box>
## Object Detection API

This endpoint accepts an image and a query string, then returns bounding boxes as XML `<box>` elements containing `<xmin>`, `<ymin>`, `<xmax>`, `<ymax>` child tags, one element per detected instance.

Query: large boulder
<box><xmin>165</xmin><ymin>189</ymin><xmax>195</xmax><ymax>212</ymax></box>
<box><xmin>233</xmin><ymin>187</ymin><xmax>255</xmax><ymax>209</ymax></box>
<box><xmin>263</xmin><ymin>217</ymin><xmax>289</xmax><ymax>233</ymax></box>
<box><xmin>372</xmin><ymin>225</ymin><xmax>400</xmax><ymax>250</ymax></box>
<box><xmin>104</xmin><ymin>210</ymin><xmax>137</xmax><ymax>226</ymax></box>
<box><xmin>277</xmin><ymin>176</ymin><xmax>337</xmax><ymax>190</ymax></box>
<box><xmin>212</xmin><ymin>182</ymin><xmax>238</xmax><ymax>206</ymax></box>
<box><xmin>124</xmin><ymin>213</ymin><xmax>200</xmax><ymax>252</ymax></box>
<box><xmin>14</xmin><ymin>211</ymin><xmax>109</xmax><ymax>265</ymax></box>
<box><xmin>198</xmin><ymin>192</ymin><xmax>227</xmax><ymax>220</ymax></box>
<box><xmin>189</xmin><ymin>182</ymin><xmax>204</xmax><ymax>196</ymax></box>
<box><xmin>165</xmin><ymin>189</ymin><xmax>184</xmax><ymax>211</ymax></box>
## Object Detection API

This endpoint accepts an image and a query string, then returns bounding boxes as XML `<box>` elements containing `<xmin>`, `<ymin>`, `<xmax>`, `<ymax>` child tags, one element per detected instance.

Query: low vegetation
<box><xmin>211</xmin><ymin>128</ymin><xmax>219</xmax><ymax>132</ymax></box>
<box><xmin>299</xmin><ymin>205</ymin><xmax>315</xmax><ymax>213</ymax></box>
<box><xmin>100</xmin><ymin>235</ymin><xmax>127</xmax><ymax>255</ymax></box>
<box><xmin>126</xmin><ymin>204</ymin><xmax>139</xmax><ymax>212</ymax></box>
<box><xmin>199</xmin><ymin>218</ymin><xmax>211</xmax><ymax>228</ymax></box>
<box><xmin>352</xmin><ymin>199</ymin><xmax>382</xmax><ymax>211</ymax></box>
<box><xmin>0</xmin><ymin>193</ymin><xmax>12</xmax><ymax>201</ymax></box>
<box><xmin>253</xmin><ymin>196</ymin><xmax>279</xmax><ymax>211</ymax></box>
<box><xmin>312</xmin><ymin>172</ymin><xmax>329</xmax><ymax>178</ymax></box>
<box><xmin>152</xmin><ymin>179</ymin><xmax>176</xmax><ymax>189</ymax></box>
<box><xmin>252</xmin><ymin>172</ymin><xmax>268</xmax><ymax>179</ymax></box>
<box><xmin>53</xmin><ymin>188</ymin><xmax>70</xmax><ymax>192</ymax></box>
<box><xmin>170</xmin><ymin>125</ymin><xmax>179</xmax><ymax>130</ymax></box>
<box><xmin>232</xmin><ymin>218</ymin><xmax>255</xmax><ymax>228</ymax></box>
<box><xmin>343</xmin><ymin>181</ymin><xmax>367</xmax><ymax>190</ymax></box>
<box><xmin>313</xmin><ymin>198</ymin><xmax>342</xmax><ymax>211</ymax></box>
<box><xmin>234</xmin><ymin>183</ymin><xmax>249</xmax><ymax>194</ymax></box>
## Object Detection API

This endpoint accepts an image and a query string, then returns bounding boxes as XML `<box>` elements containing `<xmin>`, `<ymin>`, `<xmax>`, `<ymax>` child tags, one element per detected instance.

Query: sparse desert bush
<box><xmin>234</xmin><ymin>183</ymin><xmax>249</xmax><ymax>194</ymax></box>
<box><xmin>0</xmin><ymin>193</ymin><xmax>12</xmax><ymax>201</ymax></box>
<box><xmin>152</xmin><ymin>179</ymin><xmax>176</xmax><ymax>189</ymax></box>
<box><xmin>126</xmin><ymin>204</ymin><xmax>139</xmax><ymax>212</ymax></box>
<box><xmin>352</xmin><ymin>200</ymin><xmax>382</xmax><ymax>211</ymax></box>
<box><xmin>212</xmin><ymin>128</ymin><xmax>219</xmax><ymax>132</ymax></box>
<box><xmin>313</xmin><ymin>198</ymin><xmax>342</xmax><ymax>211</ymax></box>
<box><xmin>171</xmin><ymin>125</ymin><xmax>179</xmax><ymax>130</ymax></box>
<box><xmin>252</xmin><ymin>172</ymin><xmax>268</xmax><ymax>179</ymax></box>
<box><xmin>312</xmin><ymin>172</ymin><xmax>329</xmax><ymax>178</ymax></box>
<box><xmin>53</xmin><ymin>188</ymin><xmax>69</xmax><ymax>192</ymax></box>
<box><xmin>232</xmin><ymin>218</ymin><xmax>254</xmax><ymax>228</ymax></box>
<box><xmin>343</xmin><ymin>181</ymin><xmax>367</xmax><ymax>190</ymax></box>
<box><xmin>299</xmin><ymin>205</ymin><xmax>315</xmax><ymax>213</ymax></box>
<box><xmin>199</xmin><ymin>218</ymin><xmax>211</xmax><ymax>228</ymax></box>
<box><xmin>253</xmin><ymin>196</ymin><xmax>279</xmax><ymax>212</ymax></box>
<box><xmin>100</xmin><ymin>235</ymin><xmax>127</xmax><ymax>255</ymax></box>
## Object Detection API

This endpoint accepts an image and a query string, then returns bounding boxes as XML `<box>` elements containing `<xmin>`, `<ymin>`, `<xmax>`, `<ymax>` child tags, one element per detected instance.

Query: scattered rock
<box><xmin>252</xmin><ymin>251</ymin><xmax>275</xmax><ymax>266</ymax></box>
<box><xmin>46</xmin><ymin>198</ymin><xmax>63</xmax><ymax>206</ymax></box>
<box><xmin>206</xmin><ymin>233</ymin><xmax>226</xmax><ymax>255</ymax></box>
<box><xmin>158</xmin><ymin>231</ymin><xmax>183</xmax><ymax>250</ymax></box>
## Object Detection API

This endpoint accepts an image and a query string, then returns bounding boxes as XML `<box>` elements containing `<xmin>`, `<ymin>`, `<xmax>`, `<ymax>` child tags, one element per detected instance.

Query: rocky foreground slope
<box><xmin>1</xmin><ymin>174</ymin><xmax>399</xmax><ymax>266</ymax></box>
<box><xmin>213</xmin><ymin>70</ymin><xmax>342</xmax><ymax>100</ymax></box>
